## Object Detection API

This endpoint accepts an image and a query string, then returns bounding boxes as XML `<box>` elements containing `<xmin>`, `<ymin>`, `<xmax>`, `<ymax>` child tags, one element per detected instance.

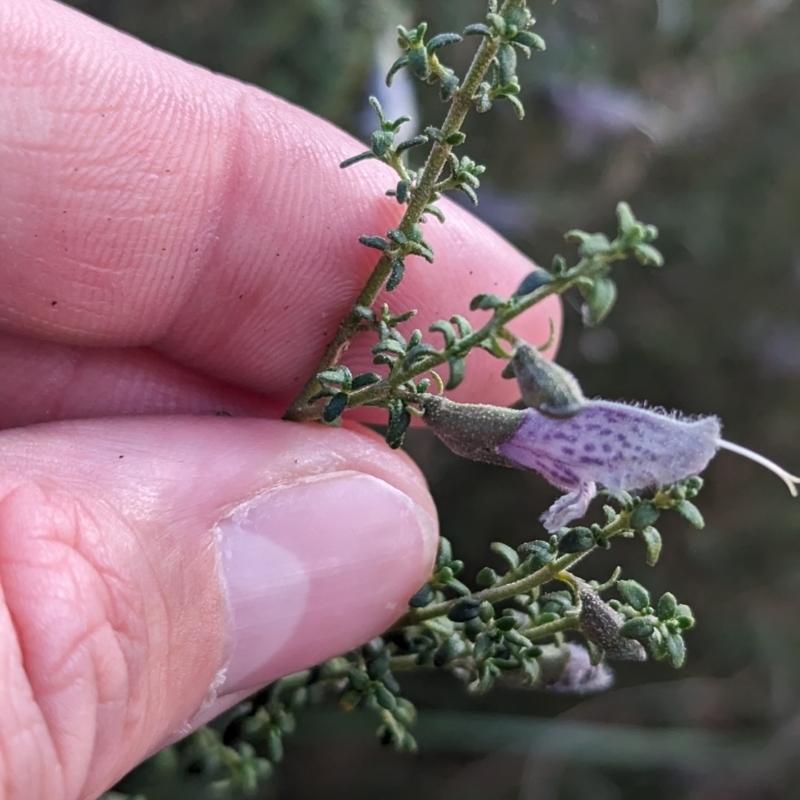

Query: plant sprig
<box><xmin>284</xmin><ymin>0</ymin><xmax>543</xmax><ymax>423</ymax></box>
<box><xmin>113</xmin><ymin>3</ymin><xmax>719</xmax><ymax>797</ymax></box>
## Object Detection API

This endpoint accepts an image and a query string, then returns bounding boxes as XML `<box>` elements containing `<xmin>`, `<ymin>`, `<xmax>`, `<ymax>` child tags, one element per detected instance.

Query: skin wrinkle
<box><xmin>0</xmin><ymin>592</ymin><xmax>61</xmax><ymax>800</ymax></box>
<box><xmin>0</xmin><ymin>556</ymin><xmax>67</xmax><ymax>800</ymax></box>
<box><xmin>154</xmin><ymin>87</ymin><xmax>259</xmax><ymax>364</ymax></box>
<box><xmin>0</xmin><ymin>485</ymin><xmax>116</xmax><ymax>796</ymax></box>
<box><xmin>2</xmin><ymin>3</ymin><xmax>237</xmax><ymax>346</ymax></box>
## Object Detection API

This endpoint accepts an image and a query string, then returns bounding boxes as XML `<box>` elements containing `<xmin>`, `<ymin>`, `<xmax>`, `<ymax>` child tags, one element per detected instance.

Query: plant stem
<box><xmin>523</xmin><ymin>614</ymin><xmax>580</xmax><ymax>641</ymax></box>
<box><xmin>287</xmin><ymin>249</ymin><xmax>626</xmax><ymax>421</ymax></box>
<box><xmin>392</xmin><ymin>552</ymin><xmax>587</xmax><ymax>629</ymax></box>
<box><xmin>284</xmin><ymin>1</ymin><xmax>526</xmax><ymax>422</ymax></box>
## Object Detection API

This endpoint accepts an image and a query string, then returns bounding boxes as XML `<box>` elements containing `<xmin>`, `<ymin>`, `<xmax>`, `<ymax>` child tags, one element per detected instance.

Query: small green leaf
<box><xmin>439</xmin><ymin>72</ymin><xmax>460</xmax><ymax>102</ymax></box>
<box><xmin>494</xmin><ymin>615</ymin><xmax>517</xmax><ymax>632</ymax></box>
<box><xmin>643</xmin><ymin>224</ymin><xmax>659</xmax><ymax>242</ymax></box>
<box><xmin>340</xmin><ymin>151</ymin><xmax>376</xmax><ymax>169</ymax></box>
<box><xmin>429</xmin><ymin>320</ymin><xmax>457</xmax><ymax>347</ymax></box>
<box><xmin>469</xmin><ymin>293</ymin><xmax>505</xmax><ymax>311</ymax></box>
<box><xmin>486</xmin><ymin>12</ymin><xmax>506</xmax><ymax>35</ymax></box>
<box><xmin>446</xmin><ymin>356</ymin><xmax>466</xmax><ymax>390</ymax></box>
<box><xmin>616</xmin><ymin>580</ymin><xmax>651</xmax><ymax>612</ymax></box>
<box><xmin>513</xmin><ymin>30</ymin><xmax>545</xmax><ymax>51</ymax></box>
<box><xmin>666</xmin><ymin>632</ymin><xmax>687</xmax><ymax>668</ymax></box>
<box><xmin>674</xmin><ymin>499</ymin><xmax>705</xmax><ymax>528</ymax></box>
<box><xmin>433</xmin><ymin>637</ymin><xmax>466</xmax><ymax>667</ymax></box>
<box><xmin>490</xmin><ymin>541</ymin><xmax>520</xmax><ymax>569</ymax></box>
<box><xmin>505</xmin><ymin>94</ymin><xmax>525</xmax><ymax>120</ymax></box>
<box><xmin>386</xmin><ymin>399</ymin><xmax>411</xmax><ymax>449</ymax></box>
<box><xmin>558</xmin><ymin>527</ymin><xmax>594</xmax><ymax>553</ymax></box>
<box><xmin>374</xmin><ymin>684</ymin><xmax>397</xmax><ymax>712</ymax></box>
<box><xmin>266</xmin><ymin>728</ymin><xmax>284</xmax><ymax>763</ymax></box>
<box><xmin>616</xmin><ymin>201</ymin><xmax>637</xmax><ymax>235</ymax></box>
<box><xmin>457</xmin><ymin>184</ymin><xmax>479</xmax><ymax>205</ymax></box>
<box><xmin>478</xmin><ymin>601</ymin><xmax>494</xmax><ymax>623</ymax></box>
<box><xmin>550</xmin><ymin>254</ymin><xmax>568</xmax><ymax>276</ymax></box>
<box><xmin>464</xmin><ymin>22</ymin><xmax>492</xmax><ymax>36</ymax></box>
<box><xmin>423</xmin><ymin>203</ymin><xmax>445</xmax><ymax>223</ymax></box>
<box><xmin>402</xmin><ymin>343</ymin><xmax>439</xmax><ymax>370</ymax></box>
<box><xmin>407</xmin><ymin>47</ymin><xmax>431</xmax><ymax>80</ymax></box>
<box><xmin>496</xmin><ymin>43</ymin><xmax>517</xmax><ymax>85</ymax></box>
<box><xmin>634</xmin><ymin>243</ymin><xmax>665</xmax><ymax>267</ymax></box>
<box><xmin>427</xmin><ymin>32</ymin><xmax>463</xmax><ymax>52</ymax></box>
<box><xmin>351</xmin><ymin>372</ymin><xmax>381</xmax><ymax>390</ymax></box>
<box><xmin>408</xmin><ymin>583</ymin><xmax>436</xmax><ymax>608</ymax></box>
<box><xmin>386</xmin><ymin>258</ymin><xmax>405</xmax><ymax>292</ymax></box>
<box><xmin>372</xmin><ymin>339</ymin><xmax>406</xmax><ymax>356</ymax></box>
<box><xmin>629</xmin><ymin>501</ymin><xmax>661</xmax><ymax>530</ymax></box>
<box><xmin>450</xmin><ymin>314</ymin><xmax>473</xmax><ymax>337</ymax></box>
<box><xmin>444</xmin><ymin>131</ymin><xmax>467</xmax><ymax>147</ymax></box>
<box><xmin>566</xmin><ymin>230</ymin><xmax>612</xmax><ymax>256</ymax></box>
<box><xmin>317</xmin><ymin>366</ymin><xmax>353</xmax><ymax>389</ymax></box>
<box><xmin>447</xmin><ymin>598</ymin><xmax>481</xmax><ymax>622</ymax></box>
<box><xmin>521</xmin><ymin>656</ymin><xmax>541</xmax><ymax>684</ymax></box>
<box><xmin>406</xmin><ymin>240</ymin><xmax>435</xmax><ymax>263</ymax></box>
<box><xmin>395</xmin><ymin>134</ymin><xmax>429</xmax><ymax>155</ymax></box>
<box><xmin>513</xmin><ymin>269</ymin><xmax>553</xmax><ymax>297</ymax></box>
<box><xmin>641</xmin><ymin>525</ymin><xmax>663</xmax><ymax>567</ymax></box>
<box><xmin>359</xmin><ymin>235</ymin><xmax>390</xmax><ymax>251</ymax></box>
<box><xmin>476</xmin><ymin>567</ymin><xmax>498</xmax><ymax>587</ymax></box>
<box><xmin>619</xmin><ymin>617</ymin><xmax>655</xmax><ymax>640</ymax></box>
<box><xmin>580</xmin><ymin>276</ymin><xmax>617</xmax><ymax>326</ymax></box>
<box><xmin>504</xmin><ymin>629</ymin><xmax>533</xmax><ymax>648</ymax></box>
<box><xmin>393</xmin><ymin>180</ymin><xmax>410</xmax><ymax>204</ymax></box>
<box><xmin>322</xmin><ymin>392</ymin><xmax>348</xmax><ymax>423</ymax></box>
<box><xmin>473</xmin><ymin>633</ymin><xmax>494</xmax><ymax>661</ymax></box>
<box><xmin>474</xmin><ymin>83</ymin><xmax>492</xmax><ymax>113</ymax></box>
<box><xmin>423</xmin><ymin>125</ymin><xmax>444</xmax><ymax>143</ymax></box>
<box><xmin>436</xmin><ymin>537</ymin><xmax>453</xmax><ymax>567</ymax></box>
<box><xmin>371</xmin><ymin>130</ymin><xmax>394</xmax><ymax>158</ymax></box>
<box><xmin>386</xmin><ymin>229</ymin><xmax>408</xmax><ymax>246</ymax></box>
<box><xmin>657</xmin><ymin>592</ymin><xmax>678</xmax><ymax>620</ymax></box>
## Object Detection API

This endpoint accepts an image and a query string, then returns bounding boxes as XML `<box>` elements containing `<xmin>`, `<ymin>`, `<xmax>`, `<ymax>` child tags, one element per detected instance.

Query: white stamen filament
<box><xmin>718</xmin><ymin>439</ymin><xmax>800</xmax><ymax>497</ymax></box>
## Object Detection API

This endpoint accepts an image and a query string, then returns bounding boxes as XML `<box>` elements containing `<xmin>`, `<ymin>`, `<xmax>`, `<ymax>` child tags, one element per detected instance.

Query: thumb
<box><xmin>0</xmin><ymin>416</ymin><xmax>437</xmax><ymax>800</ymax></box>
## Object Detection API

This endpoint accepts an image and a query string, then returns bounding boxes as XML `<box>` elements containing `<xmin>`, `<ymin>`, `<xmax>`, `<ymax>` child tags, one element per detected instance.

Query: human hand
<box><xmin>0</xmin><ymin>1</ymin><xmax>561</xmax><ymax>798</ymax></box>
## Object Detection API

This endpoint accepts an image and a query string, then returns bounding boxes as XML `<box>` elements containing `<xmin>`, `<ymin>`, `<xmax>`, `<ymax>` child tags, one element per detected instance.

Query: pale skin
<box><xmin>0</xmin><ymin>1</ymin><xmax>562</xmax><ymax>799</ymax></box>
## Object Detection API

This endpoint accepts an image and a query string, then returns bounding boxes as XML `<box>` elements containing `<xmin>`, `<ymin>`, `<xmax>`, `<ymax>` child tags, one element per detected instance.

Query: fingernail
<box><xmin>216</xmin><ymin>471</ymin><xmax>437</xmax><ymax>696</ymax></box>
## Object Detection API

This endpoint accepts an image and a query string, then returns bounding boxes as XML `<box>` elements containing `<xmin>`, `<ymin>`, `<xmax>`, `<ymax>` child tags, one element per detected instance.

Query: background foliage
<box><xmin>68</xmin><ymin>0</ymin><xmax>800</xmax><ymax>797</ymax></box>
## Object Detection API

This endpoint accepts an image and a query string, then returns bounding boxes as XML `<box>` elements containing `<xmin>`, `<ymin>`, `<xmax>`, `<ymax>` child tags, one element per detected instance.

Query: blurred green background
<box><xmin>67</xmin><ymin>0</ymin><xmax>800</xmax><ymax>798</ymax></box>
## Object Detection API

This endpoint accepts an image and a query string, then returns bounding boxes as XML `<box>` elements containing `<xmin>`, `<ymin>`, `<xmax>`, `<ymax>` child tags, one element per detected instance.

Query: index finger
<box><xmin>1</xmin><ymin>0</ymin><xmax>560</xmax><ymax>405</ymax></box>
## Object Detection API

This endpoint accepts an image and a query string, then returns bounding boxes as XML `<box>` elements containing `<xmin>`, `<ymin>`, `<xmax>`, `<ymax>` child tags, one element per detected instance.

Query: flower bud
<box><xmin>577</xmin><ymin>582</ymin><xmax>647</xmax><ymax>662</ymax></box>
<box><xmin>418</xmin><ymin>395</ymin><xmax>525</xmax><ymax>468</ymax></box>
<box><xmin>510</xmin><ymin>342</ymin><xmax>585</xmax><ymax>417</ymax></box>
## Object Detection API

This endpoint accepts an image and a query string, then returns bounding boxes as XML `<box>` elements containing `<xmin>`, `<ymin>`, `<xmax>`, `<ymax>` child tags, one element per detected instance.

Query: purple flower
<box><xmin>544</xmin><ymin>643</ymin><xmax>615</xmax><ymax>694</ymax></box>
<box><xmin>498</xmin><ymin>400</ymin><xmax>720</xmax><ymax>530</ymax></box>
<box><xmin>420</xmin><ymin>394</ymin><xmax>799</xmax><ymax>532</ymax></box>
